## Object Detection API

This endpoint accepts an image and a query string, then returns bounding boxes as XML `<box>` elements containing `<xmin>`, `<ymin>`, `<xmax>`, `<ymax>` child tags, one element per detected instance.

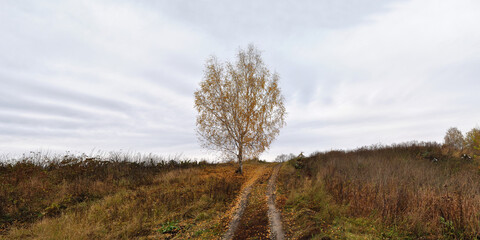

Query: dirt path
<box><xmin>222</xmin><ymin>166</ymin><xmax>268</xmax><ymax>240</ymax></box>
<box><xmin>222</xmin><ymin>164</ymin><xmax>285</xmax><ymax>240</ymax></box>
<box><xmin>266</xmin><ymin>164</ymin><xmax>285</xmax><ymax>240</ymax></box>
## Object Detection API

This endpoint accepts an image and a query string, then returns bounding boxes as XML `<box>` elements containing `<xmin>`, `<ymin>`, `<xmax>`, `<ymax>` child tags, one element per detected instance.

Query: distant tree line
<box><xmin>274</xmin><ymin>152</ymin><xmax>306</xmax><ymax>162</ymax></box>
<box><xmin>274</xmin><ymin>153</ymin><xmax>297</xmax><ymax>162</ymax></box>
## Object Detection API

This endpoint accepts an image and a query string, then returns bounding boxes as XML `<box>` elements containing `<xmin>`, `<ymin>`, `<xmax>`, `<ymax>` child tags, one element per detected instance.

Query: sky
<box><xmin>1</xmin><ymin>0</ymin><xmax>480</xmax><ymax>161</ymax></box>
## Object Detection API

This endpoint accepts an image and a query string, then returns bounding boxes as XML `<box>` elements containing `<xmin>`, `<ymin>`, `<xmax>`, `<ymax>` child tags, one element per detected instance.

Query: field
<box><xmin>278</xmin><ymin>142</ymin><xmax>480</xmax><ymax>239</ymax></box>
<box><xmin>0</xmin><ymin>153</ymin><xmax>245</xmax><ymax>239</ymax></box>
<box><xmin>1</xmin><ymin>143</ymin><xmax>480</xmax><ymax>239</ymax></box>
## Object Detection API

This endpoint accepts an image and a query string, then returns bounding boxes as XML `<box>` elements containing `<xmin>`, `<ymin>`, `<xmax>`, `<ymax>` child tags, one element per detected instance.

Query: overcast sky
<box><xmin>1</xmin><ymin>0</ymin><xmax>480</xmax><ymax>160</ymax></box>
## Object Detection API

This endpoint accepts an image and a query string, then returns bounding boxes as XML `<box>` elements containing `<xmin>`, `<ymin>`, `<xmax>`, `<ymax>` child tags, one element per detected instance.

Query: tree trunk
<box><xmin>236</xmin><ymin>145</ymin><xmax>243</xmax><ymax>174</ymax></box>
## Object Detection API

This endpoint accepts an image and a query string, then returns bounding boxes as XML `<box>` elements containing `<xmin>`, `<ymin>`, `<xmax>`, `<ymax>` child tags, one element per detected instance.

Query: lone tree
<box><xmin>194</xmin><ymin>44</ymin><xmax>286</xmax><ymax>174</ymax></box>
<box><xmin>444</xmin><ymin>127</ymin><xmax>464</xmax><ymax>151</ymax></box>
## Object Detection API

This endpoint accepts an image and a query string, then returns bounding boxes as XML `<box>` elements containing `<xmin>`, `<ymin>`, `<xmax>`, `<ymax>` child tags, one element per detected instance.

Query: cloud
<box><xmin>0</xmin><ymin>0</ymin><xmax>479</xmax><ymax>161</ymax></box>
<box><xmin>0</xmin><ymin>0</ymin><xmax>208</xmax><ymax>155</ymax></box>
<box><xmin>266</xmin><ymin>0</ymin><xmax>480</xmax><ymax>159</ymax></box>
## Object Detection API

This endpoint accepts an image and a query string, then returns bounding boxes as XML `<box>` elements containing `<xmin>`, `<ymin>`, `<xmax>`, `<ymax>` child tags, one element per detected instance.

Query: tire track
<box><xmin>222</xmin><ymin>166</ymin><xmax>267</xmax><ymax>240</ymax></box>
<box><xmin>267</xmin><ymin>164</ymin><xmax>285</xmax><ymax>240</ymax></box>
<box><xmin>222</xmin><ymin>164</ymin><xmax>285</xmax><ymax>240</ymax></box>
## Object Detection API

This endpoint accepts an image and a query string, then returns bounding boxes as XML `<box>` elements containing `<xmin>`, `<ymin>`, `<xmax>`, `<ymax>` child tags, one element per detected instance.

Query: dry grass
<box><xmin>278</xmin><ymin>142</ymin><xmax>480</xmax><ymax>239</ymax></box>
<box><xmin>4</xmin><ymin>164</ymin><xmax>246</xmax><ymax>239</ymax></box>
<box><xmin>0</xmin><ymin>153</ymin><xmax>190</xmax><ymax>231</ymax></box>
<box><xmin>0</xmin><ymin>152</ymin><xmax>257</xmax><ymax>239</ymax></box>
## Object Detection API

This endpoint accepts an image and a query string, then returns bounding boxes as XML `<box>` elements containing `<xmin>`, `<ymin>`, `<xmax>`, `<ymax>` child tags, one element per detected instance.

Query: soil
<box><xmin>233</xmin><ymin>169</ymin><xmax>271</xmax><ymax>239</ymax></box>
<box><xmin>266</xmin><ymin>164</ymin><xmax>285</xmax><ymax>240</ymax></box>
<box><xmin>222</xmin><ymin>166</ymin><xmax>267</xmax><ymax>240</ymax></box>
<box><xmin>222</xmin><ymin>164</ymin><xmax>285</xmax><ymax>240</ymax></box>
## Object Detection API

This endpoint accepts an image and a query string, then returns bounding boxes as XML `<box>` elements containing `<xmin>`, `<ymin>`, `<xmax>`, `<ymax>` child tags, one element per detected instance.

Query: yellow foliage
<box><xmin>465</xmin><ymin>128</ymin><xmax>480</xmax><ymax>157</ymax></box>
<box><xmin>194</xmin><ymin>44</ymin><xmax>286</xmax><ymax>172</ymax></box>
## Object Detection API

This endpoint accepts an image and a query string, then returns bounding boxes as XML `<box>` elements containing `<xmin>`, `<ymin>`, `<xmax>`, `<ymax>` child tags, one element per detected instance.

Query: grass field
<box><xmin>277</xmin><ymin>142</ymin><xmax>480</xmax><ymax>239</ymax></box>
<box><xmin>0</xmin><ymin>152</ymin><xmax>252</xmax><ymax>239</ymax></box>
<box><xmin>2</xmin><ymin>143</ymin><xmax>480</xmax><ymax>239</ymax></box>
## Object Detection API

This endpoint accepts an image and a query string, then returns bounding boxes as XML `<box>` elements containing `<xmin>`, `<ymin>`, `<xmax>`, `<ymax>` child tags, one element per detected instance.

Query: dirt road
<box><xmin>267</xmin><ymin>164</ymin><xmax>285</xmax><ymax>240</ymax></box>
<box><xmin>222</xmin><ymin>163</ymin><xmax>284</xmax><ymax>240</ymax></box>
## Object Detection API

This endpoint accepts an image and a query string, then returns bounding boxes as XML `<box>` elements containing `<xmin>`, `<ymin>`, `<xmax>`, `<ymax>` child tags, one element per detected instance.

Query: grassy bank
<box><xmin>277</xmin><ymin>143</ymin><xmax>480</xmax><ymax>239</ymax></box>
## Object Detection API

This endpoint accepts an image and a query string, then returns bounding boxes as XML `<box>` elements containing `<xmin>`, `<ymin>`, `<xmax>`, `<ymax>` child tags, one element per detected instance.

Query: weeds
<box><xmin>159</xmin><ymin>220</ymin><xmax>180</xmax><ymax>234</ymax></box>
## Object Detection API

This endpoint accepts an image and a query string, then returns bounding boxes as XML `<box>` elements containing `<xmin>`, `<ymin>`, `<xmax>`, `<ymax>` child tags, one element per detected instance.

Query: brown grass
<box><xmin>2</xmin><ymin>160</ymin><xmax>252</xmax><ymax>239</ymax></box>
<box><xmin>278</xmin><ymin>142</ymin><xmax>480</xmax><ymax>239</ymax></box>
<box><xmin>0</xmin><ymin>152</ymin><xmax>248</xmax><ymax>239</ymax></box>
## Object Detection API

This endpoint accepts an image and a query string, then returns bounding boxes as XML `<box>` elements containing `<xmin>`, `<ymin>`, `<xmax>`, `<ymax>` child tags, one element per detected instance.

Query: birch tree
<box><xmin>444</xmin><ymin>127</ymin><xmax>464</xmax><ymax>151</ymax></box>
<box><xmin>194</xmin><ymin>44</ymin><xmax>286</xmax><ymax>173</ymax></box>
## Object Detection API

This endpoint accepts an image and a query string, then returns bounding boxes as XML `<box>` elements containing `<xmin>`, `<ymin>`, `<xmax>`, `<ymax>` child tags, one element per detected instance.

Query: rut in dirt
<box><xmin>266</xmin><ymin>164</ymin><xmax>285</xmax><ymax>240</ymax></box>
<box><xmin>222</xmin><ymin>166</ymin><xmax>267</xmax><ymax>240</ymax></box>
<box><xmin>222</xmin><ymin>164</ymin><xmax>285</xmax><ymax>240</ymax></box>
<box><xmin>232</xmin><ymin>168</ymin><xmax>270</xmax><ymax>239</ymax></box>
